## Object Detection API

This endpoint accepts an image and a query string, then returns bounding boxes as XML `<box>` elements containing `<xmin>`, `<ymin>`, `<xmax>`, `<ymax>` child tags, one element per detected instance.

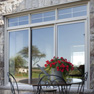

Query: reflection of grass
<box><xmin>15</xmin><ymin>67</ymin><xmax>83</xmax><ymax>79</ymax></box>
<box><xmin>32</xmin><ymin>72</ymin><xmax>44</xmax><ymax>78</ymax></box>
<box><xmin>32</xmin><ymin>68</ymin><xmax>44</xmax><ymax>78</ymax></box>
<box><xmin>15</xmin><ymin>68</ymin><xmax>44</xmax><ymax>78</ymax></box>
<box><xmin>15</xmin><ymin>73</ymin><xmax>28</xmax><ymax>78</ymax></box>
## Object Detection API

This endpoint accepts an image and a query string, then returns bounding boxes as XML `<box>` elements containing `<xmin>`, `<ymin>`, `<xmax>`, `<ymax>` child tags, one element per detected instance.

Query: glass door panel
<box><xmin>32</xmin><ymin>27</ymin><xmax>54</xmax><ymax>81</ymax></box>
<box><xmin>9</xmin><ymin>29</ymin><xmax>29</xmax><ymax>84</ymax></box>
<box><xmin>58</xmin><ymin>22</ymin><xmax>85</xmax><ymax>77</ymax></box>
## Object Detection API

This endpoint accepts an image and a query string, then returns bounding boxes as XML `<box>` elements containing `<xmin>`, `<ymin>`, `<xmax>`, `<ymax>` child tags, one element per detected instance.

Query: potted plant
<box><xmin>44</xmin><ymin>56</ymin><xmax>74</xmax><ymax>80</ymax></box>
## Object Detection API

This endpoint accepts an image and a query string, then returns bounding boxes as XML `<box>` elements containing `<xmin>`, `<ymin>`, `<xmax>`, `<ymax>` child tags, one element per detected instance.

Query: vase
<box><xmin>62</xmin><ymin>73</ymin><xmax>67</xmax><ymax>81</ymax></box>
<box><xmin>51</xmin><ymin>68</ymin><xmax>67</xmax><ymax>81</ymax></box>
<box><xmin>50</xmin><ymin>68</ymin><xmax>62</xmax><ymax>81</ymax></box>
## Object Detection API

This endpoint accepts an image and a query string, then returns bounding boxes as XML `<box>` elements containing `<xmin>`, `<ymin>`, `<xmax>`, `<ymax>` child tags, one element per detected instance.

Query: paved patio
<box><xmin>0</xmin><ymin>89</ymin><xmax>93</xmax><ymax>94</ymax></box>
<box><xmin>0</xmin><ymin>89</ymin><xmax>34</xmax><ymax>94</ymax></box>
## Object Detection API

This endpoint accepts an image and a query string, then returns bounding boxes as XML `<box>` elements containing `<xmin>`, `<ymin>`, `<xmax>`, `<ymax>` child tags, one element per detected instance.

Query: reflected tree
<box><xmin>19</xmin><ymin>45</ymin><xmax>46</xmax><ymax>66</ymax></box>
<box><xmin>32</xmin><ymin>45</ymin><xmax>46</xmax><ymax>66</ymax></box>
<box><xmin>19</xmin><ymin>47</ymin><xmax>28</xmax><ymax>58</ymax></box>
<box><xmin>10</xmin><ymin>55</ymin><xmax>27</xmax><ymax>73</ymax></box>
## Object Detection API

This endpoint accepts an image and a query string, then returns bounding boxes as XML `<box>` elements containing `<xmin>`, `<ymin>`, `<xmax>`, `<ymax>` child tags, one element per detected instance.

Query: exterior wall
<box><xmin>0</xmin><ymin>0</ymin><xmax>94</xmax><ymax>89</ymax></box>
<box><xmin>90</xmin><ymin>0</ymin><xmax>94</xmax><ymax>89</ymax></box>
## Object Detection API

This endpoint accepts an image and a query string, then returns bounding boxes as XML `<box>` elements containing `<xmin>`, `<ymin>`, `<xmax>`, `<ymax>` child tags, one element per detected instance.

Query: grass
<box><xmin>15</xmin><ymin>68</ymin><xmax>44</xmax><ymax>78</ymax></box>
<box><xmin>15</xmin><ymin>67</ymin><xmax>83</xmax><ymax>79</ymax></box>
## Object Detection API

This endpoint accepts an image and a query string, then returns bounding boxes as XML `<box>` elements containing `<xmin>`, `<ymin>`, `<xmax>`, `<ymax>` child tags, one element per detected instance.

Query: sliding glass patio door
<box><xmin>9</xmin><ymin>29</ymin><xmax>29</xmax><ymax>84</ymax></box>
<box><xmin>8</xmin><ymin>21</ymin><xmax>86</xmax><ymax>84</ymax></box>
<box><xmin>57</xmin><ymin>22</ymin><xmax>85</xmax><ymax>76</ymax></box>
<box><xmin>31</xmin><ymin>26</ymin><xmax>54</xmax><ymax>81</ymax></box>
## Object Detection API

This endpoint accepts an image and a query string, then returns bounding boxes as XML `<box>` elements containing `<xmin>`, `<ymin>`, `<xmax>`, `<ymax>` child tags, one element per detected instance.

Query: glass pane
<box><xmin>31</xmin><ymin>11</ymin><xmax>55</xmax><ymax>23</ymax></box>
<box><xmin>32</xmin><ymin>27</ymin><xmax>54</xmax><ymax>80</ymax></box>
<box><xmin>19</xmin><ymin>21</ymin><xmax>28</xmax><ymax>25</ymax></box>
<box><xmin>73</xmin><ymin>5</ymin><xmax>87</xmax><ymax>12</ymax></box>
<box><xmin>58</xmin><ymin>5</ymin><xmax>87</xmax><ymax>20</ymax></box>
<box><xmin>9</xmin><ymin>30</ymin><xmax>29</xmax><ymax>84</ymax></box>
<box><xmin>58</xmin><ymin>14</ymin><xmax>72</xmax><ymax>19</ymax></box>
<box><xmin>73</xmin><ymin>11</ymin><xmax>87</xmax><ymax>17</ymax></box>
<box><xmin>32</xmin><ymin>19</ymin><xmax>42</xmax><ymax>23</ymax></box>
<box><xmin>58</xmin><ymin>22</ymin><xmax>85</xmax><ymax>77</ymax></box>
<box><xmin>58</xmin><ymin>8</ymin><xmax>72</xmax><ymax>15</ymax></box>
<box><xmin>8</xmin><ymin>17</ymin><xmax>18</xmax><ymax>23</ymax></box>
<box><xmin>19</xmin><ymin>16</ymin><xmax>28</xmax><ymax>21</ymax></box>
<box><xmin>44</xmin><ymin>11</ymin><xmax>55</xmax><ymax>17</ymax></box>
<box><xmin>31</xmin><ymin>13</ymin><xmax>42</xmax><ymax>19</ymax></box>
<box><xmin>8</xmin><ymin>15</ymin><xmax>28</xmax><ymax>27</ymax></box>
<box><xmin>44</xmin><ymin>16</ymin><xmax>55</xmax><ymax>21</ymax></box>
<box><xmin>9</xmin><ymin>22</ymin><xmax>18</xmax><ymax>27</ymax></box>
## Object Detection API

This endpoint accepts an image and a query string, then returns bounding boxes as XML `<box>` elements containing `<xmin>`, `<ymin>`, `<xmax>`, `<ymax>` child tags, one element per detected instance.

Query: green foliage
<box><xmin>9</xmin><ymin>55</ymin><xmax>27</xmax><ymax>74</ymax></box>
<box><xmin>19</xmin><ymin>47</ymin><xmax>28</xmax><ymax>58</ymax></box>
<box><xmin>32</xmin><ymin>45</ymin><xmax>46</xmax><ymax>66</ymax></box>
<box><xmin>19</xmin><ymin>45</ymin><xmax>46</xmax><ymax>66</ymax></box>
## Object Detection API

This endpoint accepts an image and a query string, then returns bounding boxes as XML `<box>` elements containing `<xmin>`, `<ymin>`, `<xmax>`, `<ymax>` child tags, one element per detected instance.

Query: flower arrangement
<box><xmin>44</xmin><ymin>56</ymin><xmax>74</xmax><ymax>74</ymax></box>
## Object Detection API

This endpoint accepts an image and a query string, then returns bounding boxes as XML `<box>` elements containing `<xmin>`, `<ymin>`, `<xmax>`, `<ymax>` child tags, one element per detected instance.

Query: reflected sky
<box><xmin>32</xmin><ymin>27</ymin><xmax>54</xmax><ymax>67</ymax></box>
<box><xmin>58</xmin><ymin>22</ymin><xmax>85</xmax><ymax>66</ymax></box>
<box><xmin>9</xmin><ymin>30</ymin><xmax>28</xmax><ymax>58</ymax></box>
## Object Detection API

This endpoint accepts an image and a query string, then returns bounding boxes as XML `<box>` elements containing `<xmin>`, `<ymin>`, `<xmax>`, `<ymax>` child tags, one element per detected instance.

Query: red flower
<box><xmin>58</xmin><ymin>60</ymin><xmax>61</xmax><ymax>64</ymax></box>
<box><xmin>71</xmin><ymin>67</ymin><xmax>74</xmax><ymax>70</ymax></box>
<box><xmin>52</xmin><ymin>62</ymin><xmax>56</xmax><ymax>65</ymax></box>
<box><xmin>66</xmin><ymin>67</ymin><xmax>69</xmax><ymax>71</ymax></box>
<box><xmin>44</xmin><ymin>57</ymin><xmax>74</xmax><ymax>73</ymax></box>
<box><xmin>61</xmin><ymin>64</ymin><xmax>65</xmax><ymax>68</ymax></box>
<box><xmin>57</xmin><ymin>66</ymin><xmax>59</xmax><ymax>69</ymax></box>
<box><xmin>50</xmin><ymin>64</ymin><xmax>52</xmax><ymax>67</ymax></box>
<box><xmin>50</xmin><ymin>59</ymin><xmax>54</xmax><ymax>61</ymax></box>
<box><xmin>44</xmin><ymin>64</ymin><xmax>47</xmax><ymax>67</ymax></box>
<box><xmin>61</xmin><ymin>69</ymin><xmax>64</xmax><ymax>72</ymax></box>
<box><xmin>65</xmin><ymin>59</ymin><xmax>67</xmax><ymax>61</ymax></box>
<box><xmin>61</xmin><ymin>57</ymin><xmax>63</xmax><ymax>59</ymax></box>
<box><xmin>46</xmin><ymin>60</ymin><xmax>50</xmax><ymax>64</ymax></box>
<box><xmin>53</xmin><ymin>56</ymin><xmax>55</xmax><ymax>58</ymax></box>
<box><xmin>62</xmin><ymin>59</ymin><xmax>65</xmax><ymax>62</ymax></box>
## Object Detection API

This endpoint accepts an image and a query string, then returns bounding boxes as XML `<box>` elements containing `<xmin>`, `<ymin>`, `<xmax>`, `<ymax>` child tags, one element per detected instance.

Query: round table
<box><xmin>67</xmin><ymin>78</ymin><xmax>82</xmax><ymax>84</ymax></box>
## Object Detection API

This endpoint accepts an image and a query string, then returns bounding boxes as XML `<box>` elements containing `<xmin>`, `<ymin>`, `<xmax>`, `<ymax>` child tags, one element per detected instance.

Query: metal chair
<box><xmin>77</xmin><ymin>72</ymin><xmax>88</xmax><ymax>94</ymax></box>
<box><xmin>69</xmin><ymin>65</ymin><xmax>84</xmax><ymax>78</ymax></box>
<box><xmin>7</xmin><ymin>72</ymin><xmax>19</xmax><ymax>94</ymax></box>
<box><xmin>37</xmin><ymin>74</ymin><xmax>71</xmax><ymax>94</ymax></box>
<box><xmin>7</xmin><ymin>72</ymin><xmax>34</xmax><ymax>94</ymax></box>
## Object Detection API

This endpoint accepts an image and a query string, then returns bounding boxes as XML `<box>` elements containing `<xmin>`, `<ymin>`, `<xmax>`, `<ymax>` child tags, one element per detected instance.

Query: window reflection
<box><xmin>58</xmin><ymin>5</ymin><xmax>87</xmax><ymax>19</ymax></box>
<box><xmin>8</xmin><ymin>15</ymin><xmax>28</xmax><ymax>27</ymax></box>
<box><xmin>31</xmin><ymin>11</ymin><xmax>55</xmax><ymax>23</ymax></box>
<box><xmin>9</xmin><ymin>30</ymin><xmax>29</xmax><ymax>83</ymax></box>
<box><xmin>71</xmin><ymin>45</ymin><xmax>85</xmax><ymax>66</ymax></box>
<box><xmin>58</xmin><ymin>22</ymin><xmax>85</xmax><ymax>67</ymax></box>
<box><xmin>32</xmin><ymin>27</ymin><xmax>54</xmax><ymax>79</ymax></box>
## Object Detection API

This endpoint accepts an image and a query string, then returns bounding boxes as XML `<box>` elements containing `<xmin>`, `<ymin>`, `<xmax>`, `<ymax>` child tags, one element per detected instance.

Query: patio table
<box><xmin>32</xmin><ymin>78</ymin><xmax>82</xmax><ymax>94</ymax></box>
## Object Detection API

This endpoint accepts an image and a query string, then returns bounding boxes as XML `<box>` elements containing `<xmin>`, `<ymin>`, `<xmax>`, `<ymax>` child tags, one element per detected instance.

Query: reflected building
<box><xmin>71</xmin><ymin>45</ymin><xmax>84</xmax><ymax>67</ymax></box>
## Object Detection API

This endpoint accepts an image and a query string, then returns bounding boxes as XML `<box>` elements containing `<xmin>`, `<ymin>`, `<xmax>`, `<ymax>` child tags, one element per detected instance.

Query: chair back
<box><xmin>82</xmin><ymin>72</ymin><xmax>88</xmax><ymax>82</ymax></box>
<box><xmin>77</xmin><ymin>72</ymin><xmax>88</xmax><ymax>94</ymax></box>
<box><xmin>7</xmin><ymin>72</ymin><xmax>19</xmax><ymax>94</ymax></box>
<box><xmin>37</xmin><ymin>74</ymin><xmax>71</xmax><ymax>94</ymax></box>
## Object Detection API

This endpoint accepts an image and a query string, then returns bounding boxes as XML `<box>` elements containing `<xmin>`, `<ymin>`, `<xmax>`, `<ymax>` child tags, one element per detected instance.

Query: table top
<box><xmin>32</xmin><ymin>78</ymin><xmax>82</xmax><ymax>86</ymax></box>
<box><xmin>67</xmin><ymin>78</ymin><xmax>82</xmax><ymax>84</ymax></box>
